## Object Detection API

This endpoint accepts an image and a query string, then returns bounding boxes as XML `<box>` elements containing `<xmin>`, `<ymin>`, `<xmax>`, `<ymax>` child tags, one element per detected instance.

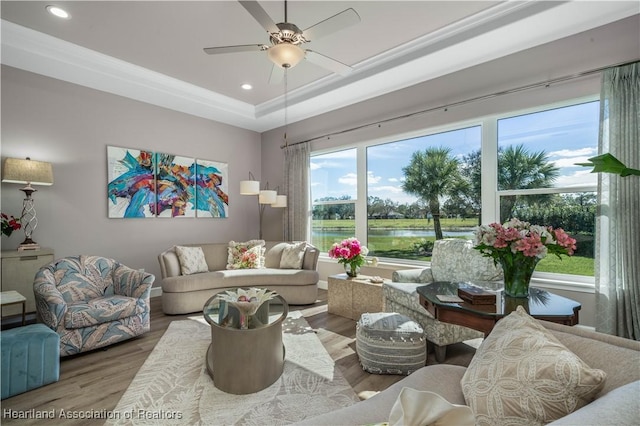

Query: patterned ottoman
<box><xmin>1</xmin><ymin>324</ymin><xmax>60</xmax><ymax>399</ymax></box>
<box><xmin>356</xmin><ymin>312</ymin><xmax>426</xmax><ymax>375</ymax></box>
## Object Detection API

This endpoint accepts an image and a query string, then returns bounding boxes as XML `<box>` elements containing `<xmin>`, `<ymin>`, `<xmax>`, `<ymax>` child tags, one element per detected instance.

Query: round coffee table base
<box><xmin>206</xmin><ymin>324</ymin><xmax>285</xmax><ymax>394</ymax></box>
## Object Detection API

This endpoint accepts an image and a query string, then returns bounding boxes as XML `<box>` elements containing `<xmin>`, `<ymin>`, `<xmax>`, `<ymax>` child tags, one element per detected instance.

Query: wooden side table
<box><xmin>327</xmin><ymin>274</ymin><xmax>386</xmax><ymax>320</ymax></box>
<box><xmin>0</xmin><ymin>291</ymin><xmax>27</xmax><ymax>326</ymax></box>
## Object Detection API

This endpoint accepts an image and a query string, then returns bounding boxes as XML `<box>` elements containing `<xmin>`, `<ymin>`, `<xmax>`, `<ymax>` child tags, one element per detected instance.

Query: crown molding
<box><xmin>253</xmin><ymin>1</ymin><xmax>639</xmax><ymax>130</ymax></box>
<box><xmin>2</xmin><ymin>1</ymin><xmax>638</xmax><ymax>133</ymax></box>
<box><xmin>1</xmin><ymin>19</ymin><xmax>261</xmax><ymax>130</ymax></box>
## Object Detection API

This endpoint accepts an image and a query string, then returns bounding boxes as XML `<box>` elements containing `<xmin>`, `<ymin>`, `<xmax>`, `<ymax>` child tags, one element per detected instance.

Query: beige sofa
<box><xmin>295</xmin><ymin>319</ymin><xmax>640</xmax><ymax>425</ymax></box>
<box><xmin>158</xmin><ymin>241</ymin><xmax>319</xmax><ymax>314</ymax></box>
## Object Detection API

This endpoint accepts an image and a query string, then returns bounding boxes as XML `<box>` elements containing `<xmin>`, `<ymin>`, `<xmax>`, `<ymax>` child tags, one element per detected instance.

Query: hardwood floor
<box><xmin>1</xmin><ymin>289</ymin><xmax>477</xmax><ymax>425</ymax></box>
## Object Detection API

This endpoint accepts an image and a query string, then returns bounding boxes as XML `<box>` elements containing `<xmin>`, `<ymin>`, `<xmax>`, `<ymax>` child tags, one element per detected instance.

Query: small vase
<box><xmin>345</xmin><ymin>263</ymin><xmax>360</xmax><ymax>278</ymax></box>
<box><xmin>499</xmin><ymin>257</ymin><xmax>538</xmax><ymax>298</ymax></box>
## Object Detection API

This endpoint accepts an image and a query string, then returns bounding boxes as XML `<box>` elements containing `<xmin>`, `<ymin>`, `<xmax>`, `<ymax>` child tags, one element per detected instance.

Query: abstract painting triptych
<box><xmin>107</xmin><ymin>146</ymin><xmax>229</xmax><ymax>219</ymax></box>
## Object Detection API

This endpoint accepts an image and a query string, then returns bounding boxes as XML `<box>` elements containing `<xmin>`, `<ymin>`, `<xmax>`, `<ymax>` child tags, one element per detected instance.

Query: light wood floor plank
<box><xmin>1</xmin><ymin>289</ymin><xmax>476</xmax><ymax>425</ymax></box>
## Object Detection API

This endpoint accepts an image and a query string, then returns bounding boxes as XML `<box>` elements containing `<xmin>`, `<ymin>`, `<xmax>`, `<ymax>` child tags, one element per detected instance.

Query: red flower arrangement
<box><xmin>1</xmin><ymin>213</ymin><xmax>21</xmax><ymax>237</ymax></box>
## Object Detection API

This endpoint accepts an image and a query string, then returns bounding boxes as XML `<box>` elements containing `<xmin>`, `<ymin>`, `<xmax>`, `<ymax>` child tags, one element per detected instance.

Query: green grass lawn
<box><xmin>314</xmin><ymin>218</ymin><xmax>594</xmax><ymax>277</ymax></box>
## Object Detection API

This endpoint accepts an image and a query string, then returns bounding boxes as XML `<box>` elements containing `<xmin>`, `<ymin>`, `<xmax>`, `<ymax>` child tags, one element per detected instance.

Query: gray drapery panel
<box><xmin>283</xmin><ymin>142</ymin><xmax>310</xmax><ymax>242</ymax></box>
<box><xmin>595</xmin><ymin>61</ymin><xmax>640</xmax><ymax>340</ymax></box>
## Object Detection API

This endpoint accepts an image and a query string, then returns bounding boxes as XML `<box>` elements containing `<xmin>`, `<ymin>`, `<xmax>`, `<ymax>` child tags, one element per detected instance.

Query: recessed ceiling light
<box><xmin>241</xmin><ymin>83</ymin><xmax>253</xmax><ymax>90</ymax></box>
<box><xmin>46</xmin><ymin>5</ymin><xmax>71</xmax><ymax>19</ymax></box>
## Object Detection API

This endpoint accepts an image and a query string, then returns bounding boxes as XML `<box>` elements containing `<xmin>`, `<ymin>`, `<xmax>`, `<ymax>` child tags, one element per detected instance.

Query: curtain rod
<box><xmin>281</xmin><ymin>59</ymin><xmax>638</xmax><ymax>149</ymax></box>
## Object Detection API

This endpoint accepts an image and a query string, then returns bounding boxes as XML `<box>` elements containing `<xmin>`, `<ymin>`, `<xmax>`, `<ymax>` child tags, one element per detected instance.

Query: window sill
<box><xmin>318</xmin><ymin>256</ymin><xmax>596</xmax><ymax>294</ymax></box>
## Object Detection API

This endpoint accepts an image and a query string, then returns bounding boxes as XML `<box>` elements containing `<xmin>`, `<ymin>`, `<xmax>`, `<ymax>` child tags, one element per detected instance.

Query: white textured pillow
<box><xmin>279</xmin><ymin>241</ymin><xmax>307</xmax><ymax>269</ymax></box>
<box><xmin>461</xmin><ymin>306</ymin><xmax>606</xmax><ymax>426</ymax></box>
<box><xmin>175</xmin><ymin>246</ymin><xmax>209</xmax><ymax>275</ymax></box>
<box><xmin>227</xmin><ymin>240</ymin><xmax>265</xmax><ymax>269</ymax></box>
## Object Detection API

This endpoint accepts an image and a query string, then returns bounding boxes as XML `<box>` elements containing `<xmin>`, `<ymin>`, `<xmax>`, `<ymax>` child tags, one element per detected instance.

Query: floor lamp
<box><xmin>1</xmin><ymin>157</ymin><xmax>54</xmax><ymax>250</ymax></box>
<box><xmin>240</xmin><ymin>173</ymin><xmax>287</xmax><ymax>240</ymax></box>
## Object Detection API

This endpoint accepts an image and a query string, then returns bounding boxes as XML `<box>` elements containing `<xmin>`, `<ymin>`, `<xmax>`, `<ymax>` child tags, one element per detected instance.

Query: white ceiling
<box><xmin>1</xmin><ymin>1</ymin><xmax>638</xmax><ymax>132</ymax></box>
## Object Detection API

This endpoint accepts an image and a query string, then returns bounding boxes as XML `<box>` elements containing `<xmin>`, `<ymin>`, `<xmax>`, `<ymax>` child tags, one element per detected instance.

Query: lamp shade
<box><xmin>268</xmin><ymin>43</ymin><xmax>305</xmax><ymax>69</ymax></box>
<box><xmin>272</xmin><ymin>195</ymin><xmax>287</xmax><ymax>208</ymax></box>
<box><xmin>258</xmin><ymin>190</ymin><xmax>277</xmax><ymax>204</ymax></box>
<box><xmin>2</xmin><ymin>157</ymin><xmax>53</xmax><ymax>186</ymax></box>
<box><xmin>240</xmin><ymin>180</ymin><xmax>260</xmax><ymax>195</ymax></box>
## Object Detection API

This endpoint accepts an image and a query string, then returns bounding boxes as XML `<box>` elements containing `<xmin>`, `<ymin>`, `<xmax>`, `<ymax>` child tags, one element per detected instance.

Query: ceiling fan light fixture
<box><xmin>268</xmin><ymin>43</ymin><xmax>305</xmax><ymax>69</ymax></box>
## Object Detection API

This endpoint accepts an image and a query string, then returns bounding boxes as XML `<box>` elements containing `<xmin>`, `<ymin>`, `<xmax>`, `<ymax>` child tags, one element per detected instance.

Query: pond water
<box><xmin>312</xmin><ymin>229</ymin><xmax>474</xmax><ymax>239</ymax></box>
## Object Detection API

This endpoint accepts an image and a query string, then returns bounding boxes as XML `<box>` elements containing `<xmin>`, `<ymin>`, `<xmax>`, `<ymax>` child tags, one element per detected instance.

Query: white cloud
<box><xmin>368</xmin><ymin>171</ymin><xmax>381</xmax><ymax>184</ymax></box>
<box><xmin>549</xmin><ymin>147</ymin><xmax>597</xmax><ymax>158</ymax></box>
<box><xmin>553</xmin><ymin>156</ymin><xmax>592</xmax><ymax>168</ymax></box>
<box><xmin>555</xmin><ymin>170</ymin><xmax>597</xmax><ymax>187</ymax></box>
<box><xmin>338</xmin><ymin>172</ymin><xmax>357</xmax><ymax>186</ymax></box>
<box><xmin>368</xmin><ymin>185</ymin><xmax>404</xmax><ymax>194</ymax></box>
<box><xmin>388</xmin><ymin>177</ymin><xmax>399</xmax><ymax>183</ymax></box>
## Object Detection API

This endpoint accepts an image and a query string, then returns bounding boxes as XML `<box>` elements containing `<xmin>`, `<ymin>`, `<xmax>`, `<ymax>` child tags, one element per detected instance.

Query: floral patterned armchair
<box><xmin>383</xmin><ymin>239</ymin><xmax>503</xmax><ymax>362</ymax></box>
<box><xmin>34</xmin><ymin>255</ymin><xmax>154</xmax><ymax>356</ymax></box>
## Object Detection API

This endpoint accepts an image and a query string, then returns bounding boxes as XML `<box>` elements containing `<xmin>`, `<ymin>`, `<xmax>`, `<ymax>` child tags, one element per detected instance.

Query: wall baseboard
<box><xmin>151</xmin><ymin>287</ymin><xmax>163</xmax><ymax>298</ymax></box>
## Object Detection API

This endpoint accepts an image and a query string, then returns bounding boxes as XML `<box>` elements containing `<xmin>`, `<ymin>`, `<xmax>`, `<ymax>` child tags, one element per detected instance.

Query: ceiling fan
<box><xmin>203</xmin><ymin>0</ymin><xmax>361</xmax><ymax>84</ymax></box>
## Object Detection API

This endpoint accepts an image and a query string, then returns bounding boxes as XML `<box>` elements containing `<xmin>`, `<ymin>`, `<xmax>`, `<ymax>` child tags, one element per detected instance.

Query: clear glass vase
<box><xmin>498</xmin><ymin>257</ymin><xmax>538</xmax><ymax>298</ymax></box>
<box><xmin>344</xmin><ymin>263</ymin><xmax>360</xmax><ymax>278</ymax></box>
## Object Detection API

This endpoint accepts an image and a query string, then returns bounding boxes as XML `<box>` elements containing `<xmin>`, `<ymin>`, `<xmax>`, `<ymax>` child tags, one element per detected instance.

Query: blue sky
<box><xmin>311</xmin><ymin>101</ymin><xmax>599</xmax><ymax>204</ymax></box>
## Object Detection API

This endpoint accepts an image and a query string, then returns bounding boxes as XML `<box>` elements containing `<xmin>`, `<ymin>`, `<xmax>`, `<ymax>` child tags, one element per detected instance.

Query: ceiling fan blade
<box><xmin>238</xmin><ymin>1</ymin><xmax>279</xmax><ymax>34</ymax></box>
<box><xmin>268</xmin><ymin>65</ymin><xmax>284</xmax><ymax>85</ymax></box>
<box><xmin>203</xmin><ymin>44</ymin><xmax>267</xmax><ymax>55</ymax></box>
<box><xmin>305</xmin><ymin>50</ymin><xmax>353</xmax><ymax>76</ymax></box>
<box><xmin>303</xmin><ymin>8</ymin><xmax>360</xmax><ymax>42</ymax></box>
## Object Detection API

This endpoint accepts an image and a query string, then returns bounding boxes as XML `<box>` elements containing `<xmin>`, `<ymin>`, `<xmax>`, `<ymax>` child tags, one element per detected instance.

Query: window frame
<box><xmin>311</xmin><ymin>95</ymin><xmax>599</xmax><ymax>289</ymax></box>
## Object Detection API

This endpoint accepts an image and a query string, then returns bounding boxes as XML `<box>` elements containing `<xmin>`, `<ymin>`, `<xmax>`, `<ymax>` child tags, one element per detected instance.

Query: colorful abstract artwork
<box><xmin>156</xmin><ymin>154</ymin><xmax>196</xmax><ymax>218</ymax></box>
<box><xmin>195</xmin><ymin>159</ymin><xmax>229</xmax><ymax>218</ymax></box>
<box><xmin>107</xmin><ymin>146</ymin><xmax>229</xmax><ymax>219</ymax></box>
<box><xmin>107</xmin><ymin>146</ymin><xmax>156</xmax><ymax>218</ymax></box>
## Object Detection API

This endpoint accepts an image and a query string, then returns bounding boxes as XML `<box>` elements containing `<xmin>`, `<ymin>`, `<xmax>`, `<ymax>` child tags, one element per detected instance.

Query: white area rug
<box><xmin>106</xmin><ymin>312</ymin><xmax>359</xmax><ymax>425</ymax></box>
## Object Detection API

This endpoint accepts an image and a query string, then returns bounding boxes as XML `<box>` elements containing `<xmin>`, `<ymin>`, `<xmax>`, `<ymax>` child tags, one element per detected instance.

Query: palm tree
<box><xmin>402</xmin><ymin>147</ymin><xmax>460</xmax><ymax>239</ymax></box>
<box><xmin>498</xmin><ymin>145</ymin><xmax>559</xmax><ymax>221</ymax></box>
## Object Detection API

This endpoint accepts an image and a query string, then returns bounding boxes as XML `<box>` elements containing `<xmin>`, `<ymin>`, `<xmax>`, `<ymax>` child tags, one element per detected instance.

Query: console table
<box><xmin>417</xmin><ymin>281</ymin><xmax>581</xmax><ymax>335</ymax></box>
<box><xmin>327</xmin><ymin>273</ymin><xmax>387</xmax><ymax>320</ymax></box>
<box><xmin>1</xmin><ymin>248</ymin><xmax>54</xmax><ymax>321</ymax></box>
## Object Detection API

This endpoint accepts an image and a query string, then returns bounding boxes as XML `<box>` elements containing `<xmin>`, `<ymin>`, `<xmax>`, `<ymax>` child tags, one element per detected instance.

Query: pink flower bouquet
<box><xmin>474</xmin><ymin>218</ymin><xmax>577</xmax><ymax>297</ymax></box>
<box><xmin>328</xmin><ymin>237</ymin><xmax>368</xmax><ymax>277</ymax></box>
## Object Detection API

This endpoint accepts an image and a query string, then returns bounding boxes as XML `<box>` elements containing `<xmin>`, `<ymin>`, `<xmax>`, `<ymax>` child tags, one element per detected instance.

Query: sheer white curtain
<box><xmin>595</xmin><ymin>62</ymin><xmax>640</xmax><ymax>340</ymax></box>
<box><xmin>283</xmin><ymin>142</ymin><xmax>310</xmax><ymax>242</ymax></box>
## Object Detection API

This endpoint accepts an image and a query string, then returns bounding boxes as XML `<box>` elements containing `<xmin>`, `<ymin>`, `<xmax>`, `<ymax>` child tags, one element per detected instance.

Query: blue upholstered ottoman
<box><xmin>1</xmin><ymin>324</ymin><xmax>60</xmax><ymax>399</ymax></box>
<box><xmin>356</xmin><ymin>312</ymin><xmax>426</xmax><ymax>375</ymax></box>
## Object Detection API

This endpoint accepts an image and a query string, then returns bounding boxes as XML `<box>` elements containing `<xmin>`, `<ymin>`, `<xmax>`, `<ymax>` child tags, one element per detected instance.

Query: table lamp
<box><xmin>2</xmin><ymin>157</ymin><xmax>54</xmax><ymax>250</ymax></box>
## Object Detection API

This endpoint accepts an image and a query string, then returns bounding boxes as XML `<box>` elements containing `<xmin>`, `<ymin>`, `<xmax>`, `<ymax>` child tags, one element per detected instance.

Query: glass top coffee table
<box><xmin>417</xmin><ymin>282</ymin><xmax>581</xmax><ymax>335</ymax></box>
<box><xmin>203</xmin><ymin>292</ymin><xmax>288</xmax><ymax>394</ymax></box>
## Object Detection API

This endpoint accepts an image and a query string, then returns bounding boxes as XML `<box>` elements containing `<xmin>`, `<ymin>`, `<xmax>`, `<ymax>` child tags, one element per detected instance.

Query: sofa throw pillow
<box><xmin>460</xmin><ymin>306</ymin><xmax>606</xmax><ymax>426</ymax></box>
<box><xmin>175</xmin><ymin>246</ymin><xmax>209</xmax><ymax>275</ymax></box>
<box><xmin>227</xmin><ymin>240</ymin><xmax>265</xmax><ymax>270</ymax></box>
<box><xmin>279</xmin><ymin>241</ymin><xmax>307</xmax><ymax>269</ymax></box>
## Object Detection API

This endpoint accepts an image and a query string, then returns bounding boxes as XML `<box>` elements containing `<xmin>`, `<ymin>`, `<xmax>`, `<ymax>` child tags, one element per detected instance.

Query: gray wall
<box><xmin>1</xmin><ymin>65</ymin><xmax>262</xmax><ymax>284</ymax></box>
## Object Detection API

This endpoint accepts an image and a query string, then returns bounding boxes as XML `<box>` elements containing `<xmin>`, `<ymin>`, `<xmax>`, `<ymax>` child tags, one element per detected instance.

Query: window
<box><xmin>311</xmin><ymin>98</ymin><xmax>599</xmax><ymax>281</ymax></box>
<box><xmin>366</xmin><ymin>126</ymin><xmax>481</xmax><ymax>261</ymax></box>
<box><xmin>310</xmin><ymin>148</ymin><xmax>357</xmax><ymax>252</ymax></box>
<box><xmin>497</xmin><ymin>101</ymin><xmax>599</xmax><ymax>276</ymax></box>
